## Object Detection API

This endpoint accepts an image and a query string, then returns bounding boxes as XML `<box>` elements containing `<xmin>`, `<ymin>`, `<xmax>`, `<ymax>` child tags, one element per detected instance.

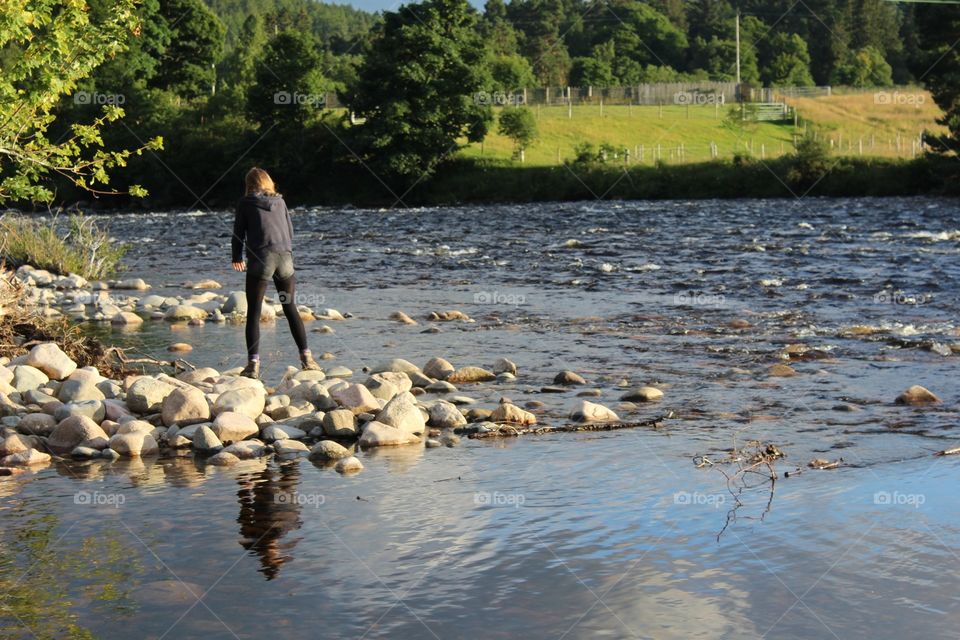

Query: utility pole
<box><xmin>735</xmin><ymin>10</ymin><xmax>741</xmax><ymax>86</ymax></box>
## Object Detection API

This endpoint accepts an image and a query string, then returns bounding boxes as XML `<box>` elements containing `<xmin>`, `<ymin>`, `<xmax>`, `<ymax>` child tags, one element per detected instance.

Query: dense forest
<box><xmin>3</xmin><ymin>0</ymin><xmax>958</xmax><ymax>207</ymax></box>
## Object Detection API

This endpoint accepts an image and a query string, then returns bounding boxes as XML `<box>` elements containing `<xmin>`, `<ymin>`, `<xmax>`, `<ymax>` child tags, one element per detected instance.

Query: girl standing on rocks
<box><xmin>231</xmin><ymin>167</ymin><xmax>320</xmax><ymax>379</ymax></box>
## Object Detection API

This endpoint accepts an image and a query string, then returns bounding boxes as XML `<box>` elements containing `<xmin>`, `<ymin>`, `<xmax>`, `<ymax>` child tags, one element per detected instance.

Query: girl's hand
<box><xmin>232</xmin><ymin>261</ymin><xmax>246</xmax><ymax>272</ymax></box>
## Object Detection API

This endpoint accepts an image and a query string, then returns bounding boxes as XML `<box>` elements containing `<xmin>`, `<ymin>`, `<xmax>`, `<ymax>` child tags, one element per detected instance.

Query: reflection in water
<box><xmin>236</xmin><ymin>461</ymin><xmax>304</xmax><ymax>580</ymax></box>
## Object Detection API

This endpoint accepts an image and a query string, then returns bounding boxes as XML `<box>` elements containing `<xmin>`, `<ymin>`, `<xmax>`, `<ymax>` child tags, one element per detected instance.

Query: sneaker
<box><xmin>240</xmin><ymin>360</ymin><xmax>260</xmax><ymax>379</ymax></box>
<box><xmin>301</xmin><ymin>353</ymin><xmax>321</xmax><ymax>371</ymax></box>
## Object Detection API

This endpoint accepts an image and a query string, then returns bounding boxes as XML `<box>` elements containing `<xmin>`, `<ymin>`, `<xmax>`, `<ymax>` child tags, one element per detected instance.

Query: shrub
<box><xmin>0</xmin><ymin>213</ymin><xmax>127</xmax><ymax>279</ymax></box>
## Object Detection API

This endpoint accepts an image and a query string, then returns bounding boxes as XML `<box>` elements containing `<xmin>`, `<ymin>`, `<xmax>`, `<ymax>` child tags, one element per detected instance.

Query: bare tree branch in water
<box><xmin>694</xmin><ymin>428</ymin><xmax>785</xmax><ymax>541</ymax></box>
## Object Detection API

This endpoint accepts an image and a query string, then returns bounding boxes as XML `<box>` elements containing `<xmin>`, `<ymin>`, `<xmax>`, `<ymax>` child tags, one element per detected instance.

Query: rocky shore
<box><xmin>0</xmin><ymin>266</ymin><xmax>670</xmax><ymax>477</ymax></box>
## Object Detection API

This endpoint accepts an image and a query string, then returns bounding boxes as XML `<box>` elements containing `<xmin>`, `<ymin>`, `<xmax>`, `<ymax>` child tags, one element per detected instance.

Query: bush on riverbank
<box><xmin>0</xmin><ymin>214</ymin><xmax>127</xmax><ymax>280</ymax></box>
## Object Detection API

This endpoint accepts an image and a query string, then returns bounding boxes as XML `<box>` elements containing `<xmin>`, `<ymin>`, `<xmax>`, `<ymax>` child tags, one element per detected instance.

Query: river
<box><xmin>2</xmin><ymin>197</ymin><xmax>959</xmax><ymax>638</ymax></box>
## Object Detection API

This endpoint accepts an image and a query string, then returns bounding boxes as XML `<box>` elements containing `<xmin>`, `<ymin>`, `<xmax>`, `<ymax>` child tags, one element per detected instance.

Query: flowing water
<box><xmin>2</xmin><ymin>197</ymin><xmax>959</xmax><ymax>639</ymax></box>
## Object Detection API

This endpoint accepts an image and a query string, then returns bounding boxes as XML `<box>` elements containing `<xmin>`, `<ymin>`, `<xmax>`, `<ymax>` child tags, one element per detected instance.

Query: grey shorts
<box><xmin>247</xmin><ymin>250</ymin><xmax>295</xmax><ymax>282</ymax></box>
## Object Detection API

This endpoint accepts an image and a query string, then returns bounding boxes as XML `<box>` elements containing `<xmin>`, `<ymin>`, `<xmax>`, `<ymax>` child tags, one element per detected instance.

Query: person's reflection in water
<box><xmin>236</xmin><ymin>461</ymin><xmax>303</xmax><ymax>580</ymax></box>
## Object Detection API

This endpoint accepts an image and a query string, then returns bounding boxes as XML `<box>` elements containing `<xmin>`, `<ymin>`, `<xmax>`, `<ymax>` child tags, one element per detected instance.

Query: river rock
<box><xmin>426</xmin><ymin>381</ymin><xmax>457</xmax><ymax>393</ymax></box>
<box><xmin>570</xmin><ymin>400</ymin><xmax>620</xmax><ymax>423</ymax></box>
<box><xmin>70</xmin><ymin>446</ymin><xmax>101</xmax><ymax>458</ymax></box>
<box><xmin>168</xmin><ymin>343</ymin><xmax>193</xmax><ymax>353</ymax></box>
<box><xmin>222</xmin><ymin>440</ymin><xmax>268</xmax><ymax>459</ymax></box>
<box><xmin>187</xmin><ymin>279</ymin><xmax>220</xmax><ymax>289</ymax></box>
<box><xmin>25</xmin><ymin>343</ymin><xmax>77</xmax><ymax>380</ymax></box>
<box><xmin>448</xmin><ymin>366</ymin><xmax>495</xmax><ymax>384</ymax></box>
<box><xmin>330</xmin><ymin>383</ymin><xmax>379</xmax><ymax>415</ymax></box>
<box><xmin>116</xmin><ymin>420</ymin><xmax>156</xmax><ymax>435</ymax></box>
<box><xmin>896</xmin><ymin>385</ymin><xmax>941</xmax><ymax>406</ymax></box>
<box><xmin>364</xmin><ymin>377</ymin><xmax>399</xmax><ymax>402</ymax></box>
<box><xmin>211</xmin><ymin>412</ymin><xmax>259</xmax><ymax>444</ymax></box>
<box><xmin>492</xmin><ymin>358</ymin><xmax>517</xmax><ymax>375</ymax></box>
<box><xmin>48</xmin><ymin>415</ymin><xmax>108</xmax><ymax>450</ymax></box>
<box><xmin>325</xmin><ymin>366</ymin><xmax>353</xmax><ymax>378</ymax></box>
<box><xmin>554</xmin><ymin>370</ymin><xmax>586</xmax><ymax>385</ymax></box>
<box><xmin>192</xmin><ymin>425</ymin><xmax>223</xmax><ymax>452</ymax></box>
<box><xmin>56</xmin><ymin>400</ymin><xmax>106</xmax><ymax>423</ymax></box>
<box><xmin>389</xmin><ymin>311</ymin><xmax>417</xmax><ymax>325</ymax></box>
<box><xmin>275</xmin><ymin>439</ymin><xmax>309</xmax><ymax>455</ymax></box>
<box><xmin>112</xmin><ymin>311</ymin><xmax>144</xmax><ymax>326</ymax></box>
<box><xmin>161</xmin><ymin>386</ymin><xmax>210</xmax><ymax>426</ymax></box>
<box><xmin>168</xmin><ymin>434</ymin><xmax>192</xmax><ymax>448</ymax></box>
<box><xmin>375</xmin><ymin>394</ymin><xmax>425</xmax><ymax>435</ymax></box>
<box><xmin>164</xmin><ymin>305</ymin><xmax>207</xmax><ymax>321</ymax></box>
<box><xmin>423</xmin><ymin>357</ymin><xmax>455</xmax><ymax>380</ymax></box>
<box><xmin>261</xmin><ymin>424</ymin><xmax>306</xmax><ymax>442</ymax></box>
<box><xmin>620</xmin><ymin>386</ymin><xmax>664</xmax><ymax>402</ymax></box>
<box><xmin>1</xmin><ymin>448</ymin><xmax>51</xmax><ymax>466</ymax></box>
<box><xmin>0</xmin><ymin>434</ymin><xmax>31</xmax><ymax>456</ymax></box>
<box><xmin>57</xmin><ymin>379</ymin><xmax>106</xmax><ymax>403</ymax></box>
<box><xmin>177</xmin><ymin>367</ymin><xmax>220</xmax><ymax>385</ymax></box>
<box><xmin>428</xmin><ymin>401</ymin><xmax>467</xmax><ymax>429</ymax></box>
<box><xmin>322</xmin><ymin>409</ymin><xmax>358</xmax><ymax>437</ymax></box>
<box><xmin>428</xmin><ymin>310</ymin><xmax>470</xmax><ymax>321</ymax></box>
<box><xmin>115</xmin><ymin>278</ymin><xmax>149</xmax><ymax>290</ymax></box>
<box><xmin>309</xmin><ymin>440</ymin><xmax>351</xmax><ymax>460</ymax></box>
<box><xmin>490</xmin><ymin>403</ymin><xmax>537</xmax><ymax>425</ymax></box>
<box><xmin>768</xmin><ymin>363</ymin><xmax>796</xmax><ymax>378</ymax></box>
<box><xmin>108</xmin><ymin>432</ymin><xmax>159</xmax><ymax>457</ymax></box>
<box><xmin>206</xmin><ymin>451</ymin><xmax>240</xmax><ymax>466</ymax></box>
<box><xmin>369</xmin><ymin>371</ymin><xmax>413</xmax><ymax>393</ymax></box>
<box><xmin>11</xmin><ymin>366</ymin><xmax>49</xmax><ymax>392</ymax></box>
<box><xmin>18</xmin><ymin>413</ymin><xmax>57</xmax><ymax>436</ymax></box>
<box><xmin>215</xmin><ymin>293</ymin><xmax>245</xmax><ymax>317</ymax></box>
<box><xmin>371</xmin><ymin>358</ymin><xmax>420</xmax><ymax>374</ymax></box>
<box><xmin>126</xmin><ymin>377</ymin><xmax>177</xmax><ymax>413</ymax></box>
<box><xmin>335</xmin><ymin>456</ymin><xmax>363</xmax><ymax>473</ymax></box>
<box><xmin>358</xmin><ymin>421</ymin><xmax>421</xmax><ymax>447</ymax></box>
<box><xmin>213</xmin><ymin>387</ymin><xmax>265</xmax><ymax>419</ymax></box>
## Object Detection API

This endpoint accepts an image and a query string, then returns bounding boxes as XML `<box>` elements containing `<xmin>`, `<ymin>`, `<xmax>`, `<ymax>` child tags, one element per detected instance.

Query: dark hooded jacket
<box><xmin>231</xmin><ymin>192</ymin><xmax>294</xmax><ymax>263</ymax></box>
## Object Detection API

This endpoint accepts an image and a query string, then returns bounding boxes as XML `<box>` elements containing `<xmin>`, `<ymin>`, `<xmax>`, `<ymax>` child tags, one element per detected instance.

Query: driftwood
<box><xmin>109</xmin><ymin>346</ymin><xmax>197</xmax><ymax>373</ymax></box>
<box><xmin>467</xmin><ymin>416</ymin><xmax>665</xmax><ymax>439</ymax></box>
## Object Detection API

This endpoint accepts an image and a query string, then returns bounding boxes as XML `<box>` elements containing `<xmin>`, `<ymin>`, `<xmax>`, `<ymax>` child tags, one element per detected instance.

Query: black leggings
<box><xmin>245</xmin><ymin>272</ymin><xmax>308</xmax><ymax>360</ymax></box>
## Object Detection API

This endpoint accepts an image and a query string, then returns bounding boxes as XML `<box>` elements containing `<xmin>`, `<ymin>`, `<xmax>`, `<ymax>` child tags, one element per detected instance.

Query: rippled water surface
<box><xmin>3</xmin><ymin>197</ymin><xmax>959</xmax><ymax>639</ymax></box>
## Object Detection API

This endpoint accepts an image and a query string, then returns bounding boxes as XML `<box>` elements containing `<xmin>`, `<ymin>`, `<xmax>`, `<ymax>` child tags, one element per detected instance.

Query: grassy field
<box><xmin>788</xmin><ymin>88</ymin><xmax>946</xmax><ymax>157</ymax></box>
<box><xmin>459</xmin><ymin>103</ymin><xmax>796</xmax><ymax>166</ymax></box>
<box><xmin>456</xmin><ymin>89</ymin><xmax>945</xmax><ymax>166</ymax></box>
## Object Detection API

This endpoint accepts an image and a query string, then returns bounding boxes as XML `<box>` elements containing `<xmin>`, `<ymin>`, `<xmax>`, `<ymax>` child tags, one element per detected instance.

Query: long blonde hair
<box><xmin>245</xmin><ymin>167</ymin><xmax>278</xmax><ymax>196</ymax></box>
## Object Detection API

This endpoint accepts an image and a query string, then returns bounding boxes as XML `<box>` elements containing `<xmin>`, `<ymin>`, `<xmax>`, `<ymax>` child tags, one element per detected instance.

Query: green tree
<box><xmin>498</xmin><ymin>106</ymin><xmax>538</xmax><ymax>160</ymax></box>
<box><xmin>0</xmin><ymin>0</ymin><xmax>161</xmax><ymax>203</ymax></box>
<box><xmin>511</xmin><ymin>0</ymin><xmax>572</xmax><ymax>86</ymax></box>
<box><xmin>571</xmin><ymin>41</ymin><xmax>616</xmax><ymax>86</ymax></box>
<box><xmin>914</xmin><ymin>4</ymin><xmax>960</xmax><ymax>150</ymax></box>
<box><xmin>345</xmin><ymin>0</ymin><xmax>493</xmax><ymax>180</ymax></box>
<box><xmin>247</xmin><ymin>31</ymin><xmax>328</xmax><ymax>129</ymax></box>
<box><xmin>154</xmin><ymin>0</ymin><xmax>225</xmax><ymax>99</ymax></box>
<box><xmin>490</xmin><ymin>54</ymin><xmax>537</xmax><ymax>92</ymax></box>
<box><xmin>831</xmin><ymin>46</ymin><xmax>893</xmax><ymax>87</ymax></box>
<box><xmin>762</xmin><ymin>33</ymin><xmax>815</xmax><ymax>86</ymax></box>
<box><xmin>219</xmin><ymin>14</ymin><xmax>266</xmax><ymax>104</ymax></box>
